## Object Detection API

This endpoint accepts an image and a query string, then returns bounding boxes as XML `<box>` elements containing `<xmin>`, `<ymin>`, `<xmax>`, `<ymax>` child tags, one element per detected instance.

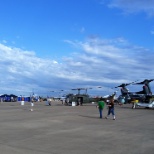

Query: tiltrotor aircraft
<box><xmin>115</xmin><ymin>81</ymin><xmax>136</xmax><ymax>103</ymax></box>
<box><xmin>132</xmin><ymin>79</ymin><xmax>154</xmax><ymax>108</ymax></box>
<box><xmin>115</xmin><ymin>79</ymin><xmax>154</xmax><ymax>108</ymax></box>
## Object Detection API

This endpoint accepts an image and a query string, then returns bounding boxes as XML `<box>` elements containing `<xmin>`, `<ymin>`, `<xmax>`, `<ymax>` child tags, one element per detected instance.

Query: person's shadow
<box><xmin>78</xmin><ymin>115</ymin><xmax>104</xmax><ymax>119</ymax></box>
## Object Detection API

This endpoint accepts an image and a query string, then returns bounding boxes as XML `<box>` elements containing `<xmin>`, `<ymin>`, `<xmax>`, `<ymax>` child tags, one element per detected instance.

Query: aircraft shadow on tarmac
<box><xmin>116</xmin><ymin>105</ymin><xmax>154</xmax><ymax>110</ymax></box>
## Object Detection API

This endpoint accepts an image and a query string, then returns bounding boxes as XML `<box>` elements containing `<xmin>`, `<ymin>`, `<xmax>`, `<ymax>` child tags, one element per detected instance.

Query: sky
<box><xmin>0</xmin><ymin>0</ymin><xmax>154</xmax><ymax>97</ymax></box>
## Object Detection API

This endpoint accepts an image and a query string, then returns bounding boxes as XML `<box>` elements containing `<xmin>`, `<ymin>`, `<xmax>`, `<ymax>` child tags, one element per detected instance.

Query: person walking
<box><xmin>105</xmin><ymin>99</ymin><xmax>116</xmax><ymax>120</ymax></box>
<box><xmin>97</xmin><ymin>97</ymin><xmax>105</xmax><ymax>119</ymax></box>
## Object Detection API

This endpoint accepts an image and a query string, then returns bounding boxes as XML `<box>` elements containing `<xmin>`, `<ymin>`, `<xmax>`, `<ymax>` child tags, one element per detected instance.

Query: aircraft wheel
<box><xmin>145</xmin><ymin>107</ymin><xmax>149</xmax><ymax>109</ymax></box>
<box><xmin>132</xmin><ymin>104</ymin><xmax>136</xmax><ymax>109</ymax></box>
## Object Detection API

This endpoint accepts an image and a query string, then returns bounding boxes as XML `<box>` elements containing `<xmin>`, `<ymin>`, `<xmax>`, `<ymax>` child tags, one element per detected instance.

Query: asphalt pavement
<box><xmin>0</xmin><ymin>101</ymin><xmax>153</xmax><ymax>154</ymax></box>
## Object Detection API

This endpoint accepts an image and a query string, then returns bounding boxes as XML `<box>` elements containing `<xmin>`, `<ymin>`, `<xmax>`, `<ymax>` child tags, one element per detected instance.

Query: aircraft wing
<box><xmin>135</xmin><ymin>90</ymin><xmax>144</xmax><ymax>94</ymax></box>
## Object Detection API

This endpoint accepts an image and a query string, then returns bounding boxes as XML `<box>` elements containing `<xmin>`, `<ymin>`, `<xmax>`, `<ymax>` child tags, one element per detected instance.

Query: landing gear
<box><xmin>132</xmin><ymin>103</ymin><xmax>136</xmax><ymax>109</ymax></box>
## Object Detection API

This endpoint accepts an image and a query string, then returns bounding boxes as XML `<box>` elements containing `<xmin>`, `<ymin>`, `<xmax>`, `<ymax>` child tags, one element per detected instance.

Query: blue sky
<box><xmin>0</xmin><ymin>0</ymin><xmax>154</xmax><ymax>97</ymax></box>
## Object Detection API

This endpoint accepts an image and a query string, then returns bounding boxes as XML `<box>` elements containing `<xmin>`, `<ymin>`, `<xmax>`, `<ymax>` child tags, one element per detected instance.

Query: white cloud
<box><xmin>53</xmin><ymin>60</ymin><xmax>58</xmax><ymax>64</ymax></box>
<box><xmin>0</xmin><ymin>37</ymin><xmax>154</xmax><ymax>96</ymax></box>
<box><xmin>0</xmin><ymin>44</ymin><xmax>64</xmax><ymax>95</ymax></box>
<box><xmin>63</xmin><ymin>37</ymin><xmax>154</xmax><ymax>91</ymax></box>
<box><xmin>106</xmin><ymin>0</ymin><xmax>154</xmax><ymax>17</ymax></box>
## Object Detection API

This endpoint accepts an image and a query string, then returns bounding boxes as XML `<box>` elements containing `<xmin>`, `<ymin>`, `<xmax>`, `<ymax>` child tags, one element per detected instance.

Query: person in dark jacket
<box><xmin>105</xmin><ymin>99</ymin><xmax>116</xmax><ymax>120</ymax></box>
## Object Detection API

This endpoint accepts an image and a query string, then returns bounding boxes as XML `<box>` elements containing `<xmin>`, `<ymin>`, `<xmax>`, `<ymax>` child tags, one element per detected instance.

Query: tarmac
<box><xmin>0</xmin><ymin>101</ymin><xmax>153</xmax><ymax>154</ymax></box>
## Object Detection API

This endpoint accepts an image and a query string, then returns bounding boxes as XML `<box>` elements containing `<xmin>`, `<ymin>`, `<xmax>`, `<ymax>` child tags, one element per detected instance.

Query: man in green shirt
<box><xmin>97</xmin><ymin>97</ymin><xmax>105</xmax><ymax>119</ymax></box>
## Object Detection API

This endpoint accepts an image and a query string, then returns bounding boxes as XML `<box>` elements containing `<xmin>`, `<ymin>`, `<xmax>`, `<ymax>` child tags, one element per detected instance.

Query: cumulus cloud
<box><xmin>0</xmin><ymin>44</ymin><xmax>64</xmax><ymax>95</ymax></box>
<box><xmin>0</xmin><ymin>37</ymin><xmax>154</xmax><ymax>96</ymax></box>
<box><xmin>64</xmin><ymin>37</ymin><xmax>154</xmax><ymax>93</ymax></box>
<box><xmin>105</xmin><ymin>0</ymin><xmax>154</xmax><ymax>16</ymax></box>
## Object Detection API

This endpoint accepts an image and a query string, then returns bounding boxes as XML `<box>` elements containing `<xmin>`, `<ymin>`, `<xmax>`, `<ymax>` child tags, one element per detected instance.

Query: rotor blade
<box><xmin>97</xmin><ymin>86</ymin><xmax>102</xmax><ymax>88</ymax></box>
<box><xmin>115</xmin><ymin>80</ymin><xmax>139</xmax><ymax>88</ymax></box>
<box><xmin>71</xmin><ymin>88</ymin><xmax>85</xmax><ymax>90</ymax></box>
<box><xmin>125</xmin><ymin>80</ymin><xmax>139</xmax><ymax>86</ymax></box>
<box><xmin>135</xmin><ymin>79</ymin><xmax>154</xmax><ymax>84</ymax></box>
<box><xmin>115</xmin><ymin>84</ymin><xmax>125</xmax><ymax>88</ymax></box>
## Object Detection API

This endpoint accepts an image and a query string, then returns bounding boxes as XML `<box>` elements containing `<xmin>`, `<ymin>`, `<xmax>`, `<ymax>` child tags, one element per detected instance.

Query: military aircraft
<box><xmin>68</xmin><ymin>87</ymin><xmax>94</xmax><ymax>105</ymax></box>
<box><xmin>69</xmin><ymin>86</ymin><xmax>120</xmax><ymax>105</ymax></box>
<box><xmin>132</xmin><ymin>79</ymin><xmax>154</xmax><ymax>109</ymax></box>
<box><xmin>115</xmin><ymin>79</ymin><xmax>154</xmax><ymax>108</ymax></box>
<box><xmin>134</xmin><ymin>79</ymin><xmax>154</xmax><ymax>95</ymax></box>
<box><xmin>114</xmin><ymin>81</ymin><xmax>138</xmax><ymax>104</ymax></box>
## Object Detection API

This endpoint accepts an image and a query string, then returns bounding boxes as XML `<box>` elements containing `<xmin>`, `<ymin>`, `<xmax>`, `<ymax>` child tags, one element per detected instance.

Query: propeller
<box><xmin>115</xmin><ymin>80</ymin><xmax>139</xmax><ymax>88</ymax></box>
<box><xmin>71</xmin><ymin>88</ymin><xmax>85</xmax><ymax>94</ymax></box>
<box><xmin>134</xmin><ymin>79</ymin><xmax>154</xmax><ymax>85</ymax></box>
<box><xmin>71</xmin><ymin>87</ymin><xmax>92</xmax><ymax>94</ymax></box>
